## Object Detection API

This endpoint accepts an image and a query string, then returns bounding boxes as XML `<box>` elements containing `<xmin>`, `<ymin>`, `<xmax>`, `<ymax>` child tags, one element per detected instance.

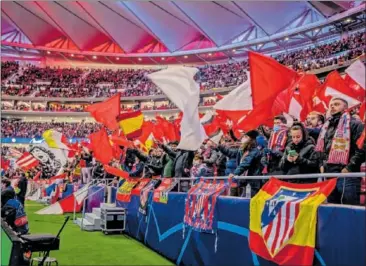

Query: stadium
<box><xmin>1</xmin><ymin>1</ymin><xmax>365</xmax><ymax>265</ymax></box>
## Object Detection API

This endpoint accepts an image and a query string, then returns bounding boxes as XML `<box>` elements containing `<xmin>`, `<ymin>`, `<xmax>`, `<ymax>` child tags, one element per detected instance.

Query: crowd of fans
<box><xmin>2</xmin><ymin>97</ymin><xmax>364</xmax><ymax>206</ymax></box>
<box><xmin>1</xmin><ymin>32</ymin><xmax>364</xmax><ymax>99</ymax></box>
<box><xmin>1</xmin><ymin>61</ymin><xmax>19</xmax><ymax>80</ymax></box>
<box><xmin>275</xmin><ymin>32</ymin><xmax>365</xmax><ymax>71</ymax></box>
<box><xmin>1</xmin><ymin>120</ymin><xmax>101</xmax><ymax>139</ymax></box>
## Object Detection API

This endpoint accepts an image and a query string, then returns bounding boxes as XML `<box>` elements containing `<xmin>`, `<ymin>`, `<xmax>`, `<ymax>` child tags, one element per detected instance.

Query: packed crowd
<box><xmin>1</xmin><ymin>31</ymin><xmax>364</xmax><ymax>99</ymax></box>
<box><xmin>1</xmin><ymin>120</ymin><xmax>101</xmax><ymax>139</ymax></box>
<box><xmin>2</xmin><ymin>98</ymin><xmax>364</xmax><ymax>206</ymax></box>
<box><xmin>1</xmin><ymin>61</ymin><xmax>19</xmax><ymax>80</ymax></box>
<box><xmin>276</xmin><ymin>32</ymin><xmax>365</xmax><ymax>71</ymax></box>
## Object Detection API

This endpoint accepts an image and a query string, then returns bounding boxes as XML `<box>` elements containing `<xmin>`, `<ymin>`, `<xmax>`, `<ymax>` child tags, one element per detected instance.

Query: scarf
<box><xmin>268</xmin><ymin>127</ymin><xmax>288</xmax><ymax>151</ymax></box>
<box><xmin>316</xmin><ymin>112</ymin><xmax>351</xmax><ymax>165</ymax></box>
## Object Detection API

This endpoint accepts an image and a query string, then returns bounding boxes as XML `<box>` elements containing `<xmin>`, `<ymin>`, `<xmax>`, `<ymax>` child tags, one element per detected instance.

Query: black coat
<box><xmin>322</xmin><ymin>113</ymin><xmax>365</xmax><ymax>173</ymax></box>
<box><xmin>280</xmin><ymin>139</ymin><xmax>320</xmax><ymax>176</ymax></box>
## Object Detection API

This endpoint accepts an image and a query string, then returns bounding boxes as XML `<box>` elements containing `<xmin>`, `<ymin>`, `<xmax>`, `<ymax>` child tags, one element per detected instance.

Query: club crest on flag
<box><xmin>260</xmin><ymin>188</ymin><xmax>314</xmax><ymax>257</ymax></box>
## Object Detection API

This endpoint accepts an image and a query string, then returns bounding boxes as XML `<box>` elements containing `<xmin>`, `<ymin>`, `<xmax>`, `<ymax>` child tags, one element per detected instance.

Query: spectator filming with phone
<box><xmin>280</xmin><ymin>123</ymin><xmax>320</xmax><ymax>183</ymax></box>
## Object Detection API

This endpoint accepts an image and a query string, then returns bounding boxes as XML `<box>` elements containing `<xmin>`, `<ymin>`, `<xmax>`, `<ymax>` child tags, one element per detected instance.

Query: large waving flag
<box><xmin>85</xmin><ymin>93</ymin><xmax>121</xmax><ymax>131</ymax></box>
<box><xmin>117</xmin><ymin>110</ymin><xmax>144</xmax><ymax>140</ymax></box>
<box><xmin>36</xmin><ymin>184</ymin><xmax>90</xmax><ymax>215</ymax></box>
<box><xmin>16</xmin><ymin>152</ymin><xmax>40</xmax><ymax>171</ymax></box>
<box><xmin>319</xmin><ymin>70</ymin><xmax>361</xmax><ymax>108</ymax></box>
<box><xmin>249</xmin><ymin>178</ymin><xmax>336</xmax><ymax>265</ymax></box>
<box><xmin>148</xmin><ymin>67</ymin><xmax>207</xmax><ymax>150</ymax></box>
<box><xmin>345</xmin><ymin>59</ymin><xmax>365</xmax><ymax>90</ymax></box>
<box><xmin>42</xmin><ymin>130</ymin><xmax>71</xmax><ymax>150</ymax></box>
<box><xmin>213</xmin><ymin>76</ymin><xmax>252</xmax><ymax>121</ymax></box>
<box><xmin>89</xmin><ymin>128</ymin><xmax>114</xmax><ymax>164</ymax></box>
<box><xmin>235</xmin><ymin>52</ymin><xmax>299</xmax><ymax>131</ymax></box>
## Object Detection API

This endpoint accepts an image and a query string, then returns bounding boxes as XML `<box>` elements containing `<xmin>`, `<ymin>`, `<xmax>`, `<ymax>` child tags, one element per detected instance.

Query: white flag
<box><xmin>148</xmin><ymin>67</ymin><xmax>207</xmax><ymax>150</ymax></box>
<box><xmin>345</xmin><ymin>60</ymin><xmax>365</xmax><ymax>90</ymax></box>
<box><xmin>214</xmin><ymin>74</ymin><xmax>253</xmax><ymax>111</ymax></box>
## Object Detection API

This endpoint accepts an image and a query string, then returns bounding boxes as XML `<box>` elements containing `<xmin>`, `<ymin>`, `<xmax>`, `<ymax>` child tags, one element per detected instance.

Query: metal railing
<box><xmin>76</xmin><ymin>178</ymin><xmax>115</xmax><ymax>230</ymax></box>
<box><xmin>176</xmin><ymin>172</ymin><xmax>366</xmax><ymax>192</ymax></box>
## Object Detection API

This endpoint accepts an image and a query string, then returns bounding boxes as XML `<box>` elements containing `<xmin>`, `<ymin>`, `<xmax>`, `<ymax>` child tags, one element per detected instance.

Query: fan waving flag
<box><xmin>85</xmin><ymin>93</ymin><xmax>121</xmax><ymax>131</ymax></box>
<box><xmin>249</xmin><ymin>178</ymin><xmax>336</xmax><ymax>265</ymax></box>
<box><xmin>16</xmin><ymin>152</ymin><xmax>40</xmax><ymax>171</ymax></box>
<box><xmin>117</xmin><ymin>110</ymin><xmax>144</xmax><ymax>140</ymax></box>
<box><xmin>345</xmin><ymin>59</ymin><xmax>365</xmax><ymax>90</ymax></box>
<box><xmin>148</xmin><ymin>67</ymin><xmax>206</xmax><ymax>151</ymax></box>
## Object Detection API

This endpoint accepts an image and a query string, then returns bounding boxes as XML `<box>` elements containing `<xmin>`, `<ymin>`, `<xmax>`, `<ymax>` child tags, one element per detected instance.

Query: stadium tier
<box><xmin>1</xmin><ymin>2</ymin><xmax>365</xmax><ymax>266</ymax></box>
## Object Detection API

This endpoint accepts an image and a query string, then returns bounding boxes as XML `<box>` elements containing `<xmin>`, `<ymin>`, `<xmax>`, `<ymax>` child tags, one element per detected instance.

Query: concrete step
<box><xmin>85</xmin><ymin>213</ymin><xmax>101</xmax><ymax>228</ymax></box>
<box><xmin>75</xmin><ymin>217</ymin><xmax>98</xmax><ymax>231</ymax></box>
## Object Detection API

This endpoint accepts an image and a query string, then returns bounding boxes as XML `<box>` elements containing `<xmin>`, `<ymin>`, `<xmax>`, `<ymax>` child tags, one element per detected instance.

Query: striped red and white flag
<box><xmin>16</xmin><ymin>152</ymin><xmax>40</xmax><ymax>171</ymax></box>
<box><xmin>8</xmin><ymin>148</ymin><xmax>23</xmax><ymax>159</ymax></box>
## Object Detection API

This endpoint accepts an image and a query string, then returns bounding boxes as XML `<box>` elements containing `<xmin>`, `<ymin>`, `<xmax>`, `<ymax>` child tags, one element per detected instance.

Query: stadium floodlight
<box><xmin>258</xmin><ymin>44</ymin><xmax>263</xmax><ymax>47</ymax></box>
<box><xmin>284</xmin><ymin>37</ymin><xmax>289</xmax><ymax>41</ymax></box>
<box><xmin>314</xmin><ymin>28</ymin><xmax>320</xmax><ymax>32</ymax></box>
<box><xmin>232</xmin><ymin>49</ymin><xmax>236</xmax><ymax>52</ymax></box>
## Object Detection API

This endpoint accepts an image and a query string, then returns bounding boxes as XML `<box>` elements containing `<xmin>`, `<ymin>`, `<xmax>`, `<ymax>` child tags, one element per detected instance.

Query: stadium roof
<box><xmin>1</xmin><ymin>1</ymin><xmax>364</xmax><ymax>65</ymax></box>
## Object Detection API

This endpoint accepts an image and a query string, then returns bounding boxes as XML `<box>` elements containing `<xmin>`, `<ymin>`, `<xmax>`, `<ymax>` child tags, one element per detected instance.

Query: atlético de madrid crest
<box><xmin>260</xmin><ymin>188</ymin><xmax>313</xmax><ymax>257</ymax></box>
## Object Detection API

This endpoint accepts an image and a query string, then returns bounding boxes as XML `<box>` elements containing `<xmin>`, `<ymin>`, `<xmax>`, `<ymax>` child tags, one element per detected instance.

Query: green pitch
<box><xmin>25</xmin><ymin>201</ymin><xmax>173</xmax><ymax>265</ymax></box>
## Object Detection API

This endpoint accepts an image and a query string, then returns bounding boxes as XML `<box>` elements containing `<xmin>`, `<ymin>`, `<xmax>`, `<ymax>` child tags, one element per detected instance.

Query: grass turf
<box><xmin>25</xmin><ymin>201</ymin><xmax>173</xmax><ymax>265</ymax></box>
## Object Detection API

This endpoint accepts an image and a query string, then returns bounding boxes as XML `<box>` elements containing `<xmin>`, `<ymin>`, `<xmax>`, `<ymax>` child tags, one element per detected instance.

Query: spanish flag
<box><xmin>249</xmin><ymin>177</ymin><xmax>336</xmax><ymax>265</ymax></box>
<box><xmin>117</xmin><ymin>110</ymin><xmax>144</xmax><ymax>140</ymax></box>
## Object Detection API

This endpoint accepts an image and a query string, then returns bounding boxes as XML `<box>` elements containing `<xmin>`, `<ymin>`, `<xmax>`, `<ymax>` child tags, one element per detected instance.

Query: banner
<box><xmin>183</xmin><ymin>179</ymin><xmax>231</xmax><ymax>233</ymax></box>
<box><xmin>131</xmin><ymin>178</ymin><xmax>150</xmax><ymax>196</ymax></box>
<box><xmin>139</xmin><ymin>179</ymin><xmax>160</xmax><ymax>216</ymax></box>
<box><xmin>116</xmin><ymin>179</ymin><xmax>139</xmax><ymax>202</ymax></box>
<box><xmin>29</xmin><ymin>143</ymin><xmax>68</xmax><ymax>176</ymax></box>
<box><xmin>153</xmin><ymin>178</ymin><xmax>178</xmax><ymax>203</ymax></box>
<box><xmin>249</xmin><ymin>177</ymin><xmax>336</xmax><ymax>265</ymax></box>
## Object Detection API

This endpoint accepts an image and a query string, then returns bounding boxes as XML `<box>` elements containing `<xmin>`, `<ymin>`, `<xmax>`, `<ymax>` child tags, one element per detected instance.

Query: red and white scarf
<box><xmin>316</xmin><ymin>112</ymin><xmax>351</xmax><ymax>165</ymax></box>
<box><xmin>268</xmin><ymin>127</ymin><xmax>288</xmax><ymax>151</ymax></box>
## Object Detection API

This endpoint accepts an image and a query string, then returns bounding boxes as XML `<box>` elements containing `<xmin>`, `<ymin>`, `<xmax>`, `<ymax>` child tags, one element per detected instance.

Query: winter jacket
<box><xmin>202</xmin><ymin>148</ymin><xmax>218</xmax><ymax>176</ymax></box>
<box><xmin>126</xmin><ymin>162</ymin><xmax>144</xmax><ymax>178</ymax></box>
<box><xmin>322</xmin><ymin>112</ymin><xmax>365</xmax><ymax>173</ymax></box>
<box><xmin>162</xmin><ymin>145</ymin><xmax>194</xmax><ymax>178</ymax></box>
<box><xmin>218</xmin><ymin>145</ymin><xmax>238</xmax><ymax>175</ymax></box>
<box><xmin>307</xmin><ymin>127</ymin><xmax>321</xmax><ymax>142</ymax></box>
<box><xmin>131</xmin><ymin>149</ymin><xmax>163</xmax><ymax>178</ymax></box>
<box><xmin>216</xmin><ymin>151</ymin><xmax>227</xmax><ymax>176</ymax></box>
<box><xmin>279</xmin><ymin>138</ymin><xmax>320</xmax><ymax>182</ymax></box>
<box><xmin>233</xmin><ymin>148</ymin><xmax>263</xmax><ymax>177</ymax></box>
<box><xmin>162</xmin><ymin>153</ymin><xmax>174</xmax><ymax>178</ymax></box>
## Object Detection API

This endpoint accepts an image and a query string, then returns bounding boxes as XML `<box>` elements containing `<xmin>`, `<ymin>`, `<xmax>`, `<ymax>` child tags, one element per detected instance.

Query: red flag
<box><xmin>249</xmin><ymin>52</ymin><xmax>299</xmax><ymax>107</ymax></box>
<box><xmin>85</xmin><ymin>93</ymin><xmax>121</xmax><ymax>131</ymax></box>
<box><xmin>1</xmin><ymin>157</ymin><xmax>10</xmax><ymax>171</ymax></box>
<box><xmin>235</xmin><ymin>52</ymin><xmax>299</xmax><ymax>130</ymax></box>
<box><xmin>89</xmin><ymin>128</ymin><xmax>114</xmax><ymax>164</ymax></box>
<box><xmin>344</xmin><ymin>74</ymin><xmax>365</xmax><ymax>101</ymax></box>
<box><xmin>317</xmin><ymin>71</ymin><xmax>361</xmax><ymax>108</ymax></box>
<box><xmin>103</xmin><ymin>164</ymin><xmax>129</xmax><ymax>179</ymax></box>
<box><xmin>216</xmin><ymin>93</ymin><xmax>224</xmax><ymax>100</ymax></box>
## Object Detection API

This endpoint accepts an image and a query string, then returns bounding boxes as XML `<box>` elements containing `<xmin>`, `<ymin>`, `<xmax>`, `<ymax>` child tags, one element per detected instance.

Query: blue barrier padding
<box><xmin>115</xmin><ymin>193</ymin><xmax>365</xmax><ymax>266</ymax></box>
<box><xmin>1</xmin><ymin>137</ymin><xmax>88</xmax><ymax>144</ymax></box>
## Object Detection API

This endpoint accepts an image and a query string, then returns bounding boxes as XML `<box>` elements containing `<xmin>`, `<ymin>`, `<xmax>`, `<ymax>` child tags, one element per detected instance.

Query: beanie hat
<box><xmin>245</xmin><ymin>130</ymin><xmax>259</xmax><ymax>140</ymax></box>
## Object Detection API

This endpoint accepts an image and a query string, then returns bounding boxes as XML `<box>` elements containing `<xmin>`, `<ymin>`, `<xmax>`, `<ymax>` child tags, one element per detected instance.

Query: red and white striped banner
<box><xmin>16</xmin><ymin>152</ymin><xmax>40</xmax><ymax>171</ymax></box>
